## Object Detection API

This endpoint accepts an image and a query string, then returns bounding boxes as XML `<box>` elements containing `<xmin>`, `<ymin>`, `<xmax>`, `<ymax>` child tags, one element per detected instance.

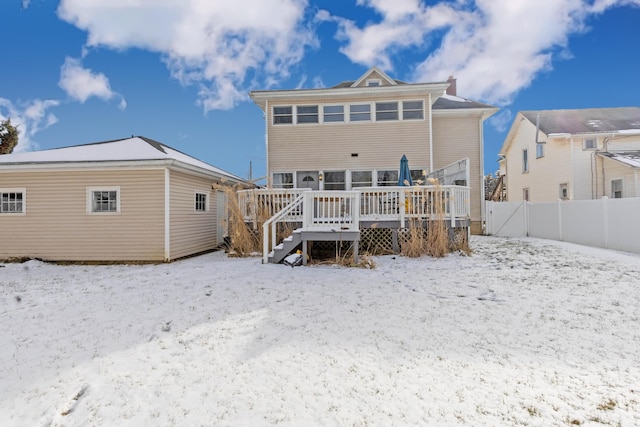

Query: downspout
<box><xmin>479</xmin><ymin>116</ymin><xmax>486</xmax><ymax>233</ymax></box>
<box><xmin>265</xmin><ymin>99</ymin><xmax>270</xmax><ymax>188</ymax></box>
<box><xmin>428</xmin><ymin>93</ymin><xmax>433</xmax><ymax>173</ymax></box>
<box><xmin>570</xmin><ymin>136</ymin><xmax>576</xmax><ymax>199</ymax></box>
<box><xmin>164</xmin><ymin>167</ymin><xmax>171</xmax><ymax>262</ymax></box>
<box><xmin>600</xmin><ymin>135</ymin><xmax>614</xmax><ymax>197</ymax></box>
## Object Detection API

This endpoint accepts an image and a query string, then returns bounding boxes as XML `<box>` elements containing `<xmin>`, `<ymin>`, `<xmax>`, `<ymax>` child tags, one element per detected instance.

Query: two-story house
<box><xmin>499</xmin><ymin>107</ymin><xmax>640</xmax><ymax>202</ymax></box>
<box><xmin>249</xmin><ymin>67</ymin><xmax>497</xmax><ymax>234</ymax></box>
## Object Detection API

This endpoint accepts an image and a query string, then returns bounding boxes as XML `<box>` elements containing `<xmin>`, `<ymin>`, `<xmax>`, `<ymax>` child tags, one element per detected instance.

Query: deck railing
<box><xmin>239</xmin><ymin>185</ymin><xmax>470</xmax><ymax>228</ymax></box>
<box><xmin>240</xmin><ymin>186</ymin><xmax>471</xmax><ymax>262</ymax></box>
<box><xmin>238</xmin><ymin>188</ymin><xmax>310</xmax><ymax>228</ymax></box>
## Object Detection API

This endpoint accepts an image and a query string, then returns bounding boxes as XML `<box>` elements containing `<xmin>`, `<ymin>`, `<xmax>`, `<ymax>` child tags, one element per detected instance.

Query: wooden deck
<box><xmin>238</xmin><ymin>186</ymin><xmax>471</xmax><ymax>263</ymax></box>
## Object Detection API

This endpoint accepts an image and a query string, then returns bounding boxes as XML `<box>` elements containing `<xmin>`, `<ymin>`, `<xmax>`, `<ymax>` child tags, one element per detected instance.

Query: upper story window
<box><xmin>195</xmin><ymin>192</ymin><xmax>208</xmax><ymax>212</ymax></box>
<box><xmin>0</xmin><ymin>189</ymin><xmax>25</xmax><ymax>214</ymax></box>
<box><xmin>366</xmin><ymin>79</ymin><xmax>381</xmax><ymax>87</ymax></box>
<box><xmin>536</xmin><ymin>143</ymin><xmax>544</xmax><ymax>158</ymax></box>
<box><xmin>376</xmin><ymin>102</ymin><xmax>399</xmax><ymax>121</ymax></box>
<box><xmin>88</xmin><ymin>187</ymin><xmax>120</xmax><ymax>214</ymax></box>
<box><xmin>402</xmin><ymin>100</ymin><xmax>424</xmax><ymax>120</ymax></box>
<box><xmin>273</xmin><ymin>106</ymin><xmax>293</xmax><ymax>124</ymax></box>
<box><xmin>323</xmin><ymin>105</ymin><xmax>344</xmax><ymax>123</ymax></box>
<box><xmin>522</xmin><ymin>149</ymin><xmax>529</xmax><ymax>173</ymax></box>
<box><xmin>583</xmin><ymin>138</ymin><xmax>597</xmax><ymax>150</ymax></box>
<box><xmin>350</xmin><ymin>104</ymin><xmax>371</xmax><ymax>122</ymax></box>
<box><xmin>296</xmin><ymin>105</ymin><xmax>318</xmax><ymax>124</ymax></box>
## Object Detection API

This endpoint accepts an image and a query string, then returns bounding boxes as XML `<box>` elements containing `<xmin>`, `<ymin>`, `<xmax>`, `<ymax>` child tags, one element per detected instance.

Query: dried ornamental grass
<box><xmin>213</xmin><ymin>183</ymin><xmax>261</xmax><ymax>256</ymax></box>
<box><xmin>425</xmin><ymin>179</ymin><xmax>449</xmax><ymax>258</ymax></box>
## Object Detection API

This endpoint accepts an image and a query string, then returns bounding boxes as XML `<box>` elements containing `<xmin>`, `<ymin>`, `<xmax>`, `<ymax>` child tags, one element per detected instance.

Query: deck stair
<box><xmin>268</xmin><ymin>229</ymin><xmax>303</xmax><ymax>264</ymax></box>
<box><xmin>268</xmin><ymin>228</ymin><xmax>361</xmax><ymax>265</ymax></box>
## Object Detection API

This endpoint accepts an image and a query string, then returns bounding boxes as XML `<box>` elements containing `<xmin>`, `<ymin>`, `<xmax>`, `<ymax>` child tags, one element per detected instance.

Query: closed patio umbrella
<box><xmin>398</xmin><ymin>154</ymin><xmax>413</xmax><ymax>186</ymax></box>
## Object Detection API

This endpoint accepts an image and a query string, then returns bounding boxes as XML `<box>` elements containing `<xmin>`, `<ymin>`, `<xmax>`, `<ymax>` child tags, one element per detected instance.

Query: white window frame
<box><xmin>366</xmin><ymin>79</ymin><xmax>381</xmax><ymax>87</ymax></box>
<box><xmin>0</xmin><ymin>188</ymin><xmax>26</xmax><ymax>215</ymax></box>
<box><xmin>323</xmin><ymin>171</ymin><xmax>346</xmax><ymax>190</ymax></box>
<box><xmin>583</xmin><ymin>138</ymin><xmax>597</xmax><ymax>150</ymax></box>
<box><xmin>402</xmin><ymin>100</ymin><xmax>424</xmax><ymax>120</ymax></box>
<box><xmin>273</xmin><ymin>105</ymin><xmax>293</xmax><ymax>125</ymax></box>
<box><xmin>611</xmin><ymin>179</ymin><xmax>623</xmax><ymax>198</ymax></box>
<box><xmin>559</xmin><ymin>183</ymin><xmax>569</xmax><ymax>200</ymax></box>
<box><xmin>350</xmin><ymin>170</ymin><xmax>373</xmax><ymax>188</ymax></box>
<box><xmin>377</xmin><ymin>170</ymin><xmax>399</xmax><ymax>186</ymax></box>
<box><xmin>272</xmin><ymin>172</ymin><xmax>294</xmax><ymax>189</ymax></box>
<box><xmin>375</xmin><ymin>101</ymin><xmax>399</xmax><ymax>121</ymax></box>
<box><xmin>522</xmin><ymin>149</ymin><xmax>529</xmax><ymax>173</ymax></box>
<box><xmin>296</xmin><ymin>105</ymin><xmax>319</xmax><ymax>124</ymax></box>
<box><xmin>536</xmin><ymin>143</ymin><xmax>544</xmax><ymax>158</ymax></box>
<box><xmin>349</xmin><ymin>103</ymin><xmax>371</xmax><ymax>122</ymax></box>
<box><xmin>195</xmin><ymin>192</ymin><xmax>208</xmax><ymax>212</ymax></box>
<box><xmin>87</xmin><ymin>186</ymin><xmax>120</xmax><ymax>214</ymax></box>
<box><xmin>322</xmin><ymin>105</ymin><xmax>344</xmax><ymax>123</ymax></box>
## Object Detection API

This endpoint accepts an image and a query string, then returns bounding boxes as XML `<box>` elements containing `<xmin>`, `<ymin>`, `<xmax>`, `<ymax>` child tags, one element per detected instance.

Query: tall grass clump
<box><xmin>213</xmin><ymin>183</ymin><xmax>261</xmax><ymax>256</ymax></box>
<box><xmin>400</xmin><ymin>180</ymin><xmax>449</xmax><ymax>258</ymax></box>
<box><xmin>400</xmin><ymin>219</ymin><xmax>426</xmax><ymax>258</ymax></box>
<box><xmin>214</xmin><ymin>184</ymin><xmax>299</xmax><ymax>257</ymax></box>
<box><xmin>425</xmin><ymin>179</ymin><xmax>449</xmax><ymax>257</ymax></box>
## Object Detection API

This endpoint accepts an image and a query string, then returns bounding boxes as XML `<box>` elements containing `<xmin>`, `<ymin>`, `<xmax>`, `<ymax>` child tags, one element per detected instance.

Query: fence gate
<box><xmin>485</xmin><ymin>201</ymin><xmax>527</xmax><ymax>237</ymax></box>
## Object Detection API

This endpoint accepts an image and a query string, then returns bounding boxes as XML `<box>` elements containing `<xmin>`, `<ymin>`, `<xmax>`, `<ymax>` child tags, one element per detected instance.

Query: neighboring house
<box><xmin>0</xmin><ymin>136</ymin><xmax>246</xmax><ymax>262</ymax></box>
<box><xmin>499</xmin><ymin>107</ymin><xmax>640</xmax><ymax>202</ymax></box>
<box><xmin>249</xmin><ymin>67</ymin><xmax>497</xmax><ymax>234</ymax></box>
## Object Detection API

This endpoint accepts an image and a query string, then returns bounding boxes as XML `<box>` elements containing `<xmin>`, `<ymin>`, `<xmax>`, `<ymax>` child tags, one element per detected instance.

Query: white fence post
<box><xmin>602</xmin><ymin>196</ymin><xmax>609</xmax><ymax>249</ymax></box>
<box><xmin>558</xmin><ymin>199</ymin><xmax>563</xmax><ymax>241</ymax></box>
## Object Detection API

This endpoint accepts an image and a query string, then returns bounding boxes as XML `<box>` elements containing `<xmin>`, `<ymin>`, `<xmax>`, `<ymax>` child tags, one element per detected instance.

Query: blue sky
<box><xmin>2</xmin><ymin>0</ymin><xmax>639</xmax><ymax>181</ymax></box>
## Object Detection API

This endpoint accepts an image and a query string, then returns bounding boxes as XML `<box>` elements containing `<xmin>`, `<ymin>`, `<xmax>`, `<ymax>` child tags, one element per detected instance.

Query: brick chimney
<box><xmin>446</xmin><ymin>75</ymin><xmax>457</xmax><ymax>96</ymax></box>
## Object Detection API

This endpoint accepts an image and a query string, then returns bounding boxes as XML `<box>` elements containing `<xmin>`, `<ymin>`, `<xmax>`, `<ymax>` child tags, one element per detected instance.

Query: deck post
<box><xmin>392</xmin><ymin>229</ymin><xmax>398</xmax><ymax>252</ymax></box>
<box><xmin>302</xmin><ymin>239</ymin><xmax>308</xmax><ymax>266</ymax></box>
<box><xmin>353</xmin><ymin>241</ymin><xmax>359</xmax><ymax>265</ymax></box>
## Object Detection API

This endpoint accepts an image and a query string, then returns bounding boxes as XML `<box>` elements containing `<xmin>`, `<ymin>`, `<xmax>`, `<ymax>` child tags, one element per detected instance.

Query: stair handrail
<box><xmin>262</xmin><ymin>193</ymin><xmax>306</xmax><ymax>264</ymax></box>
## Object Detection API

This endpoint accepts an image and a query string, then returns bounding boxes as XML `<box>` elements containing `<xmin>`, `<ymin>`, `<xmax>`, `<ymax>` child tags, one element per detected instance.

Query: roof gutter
<box><xmin>250</xmin><ymin>83</ymin><xmax>450</xmax><ymax>109</ymax></box>
<box><xmin>0</xmin><ymin>158</ymin><xmax>246</xmax><ymax>184</ymax></box>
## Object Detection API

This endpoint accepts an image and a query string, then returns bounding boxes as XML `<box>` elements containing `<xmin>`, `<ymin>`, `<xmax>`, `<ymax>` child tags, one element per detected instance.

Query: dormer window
<box><xmin>366</xmin><ymin>79</ymin><xmax>381</xmax><ymax>87</ymax></box>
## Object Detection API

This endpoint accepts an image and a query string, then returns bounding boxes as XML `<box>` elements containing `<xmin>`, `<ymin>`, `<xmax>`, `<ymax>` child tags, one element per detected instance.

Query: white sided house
<box><xmin>0</xmin><ymin>137</ymin><xmax>246</xmax><ymax>262</ymax></box>
<box><xmin>245</xmin><ymin>67</ymin><xmax>497</xmax><ymax>263</ymax></box>
<box><xmin>499</xmin><ymin>107</ymin><xmax>640</xmax><ymax>202</ymax></box>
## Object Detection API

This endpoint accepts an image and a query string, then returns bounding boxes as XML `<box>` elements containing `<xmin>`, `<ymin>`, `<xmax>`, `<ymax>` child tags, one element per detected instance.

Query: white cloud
<box><xmin>0</xmin><ymin>98</ymin><xmax>61</xmax><ymax>152</ymax></box>
<box><xmin>330</xmin><ymin>0</ymin><xmax>640</xmax><ymax>106</ymax></box>
<box><xmin>488</xmin><ymin>109</ymin><xmax>514</xmax><ymax>134</ymax></box>
<box><xmin>58</xmin><ymin>57</ymin><xmax>126</xmax><ymax>108</ymax></box>
<box><xmin>57</xmin><ymin>0</ymin><xmax>317</xmax><ymax>111</ymax></box>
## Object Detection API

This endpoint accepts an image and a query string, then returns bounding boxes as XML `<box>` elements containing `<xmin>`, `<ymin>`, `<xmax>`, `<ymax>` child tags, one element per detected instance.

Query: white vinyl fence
<box><xmin>486</xmin><ymin>197</ymin><xmax>640</xmax><ymax>254</ymax></box>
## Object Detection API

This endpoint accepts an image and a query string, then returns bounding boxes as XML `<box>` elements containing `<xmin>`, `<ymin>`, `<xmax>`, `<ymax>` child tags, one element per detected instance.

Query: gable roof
<box><xmin>349</xmin><ymin>66</ymin><xmax>398</xmax><ymax>87</ymax></box>
<box><xmin>0</xmin><ymin>136</ymin><xmax>245</xmax><ymax>182</ymax></box>
<box><xmin>520</xmin><ymin>107</ymin><xmax>640</xmax><ymax>136</ymax></box>
<box><xmin>597</xmin><ymin>150</ymin><xmax>640</xmax><ymax>168</ymax></box>
<box><xmin>432</xmin><ymin>93</ymin><xmax>496</xmax><ymax>110</ymax></box>
<box><xmin>250</xmin><ymin>67</ymin><xmax>496</xmax><ymax>116</ymax></box>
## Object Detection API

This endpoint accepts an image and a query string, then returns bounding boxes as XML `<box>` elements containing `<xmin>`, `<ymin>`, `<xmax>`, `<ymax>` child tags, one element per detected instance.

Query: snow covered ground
<box><xmin>1</xmin><ymin>236</ymin><xmax>639</xmax><ymax>426</ymax></box>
